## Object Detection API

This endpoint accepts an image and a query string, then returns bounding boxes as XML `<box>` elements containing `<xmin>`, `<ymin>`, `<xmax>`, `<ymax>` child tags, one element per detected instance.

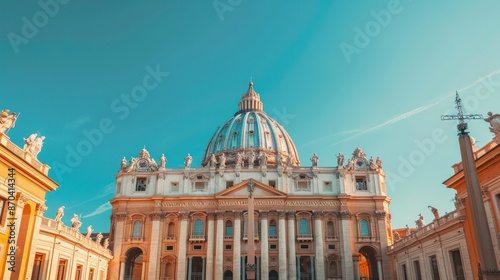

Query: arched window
<box><xmin>327</xmin><ymin>221</ymin><xmax>335</xmax><ymax>238</ymax></box>
<box><xmin>194</xmin><ymin>219</ymin><xmax>204</xmax><ymax>236</ymax></box>
<box><xmin>299</xmin><ymin>218</ymin><xmax>309</xmax><ymax>235</ymax></box>
<box><xmin>360</xmin><ymin>219</ymin><xmax>370</xmax><ymax>237</ymax></box>
<box><xmin>132</xmin><ymin>221</ymin><xmax>142</xmax><ymax>237</ymax></box>
<box><xmin>226</xmin><ymin>220</ymin><xmax>233</xmax><ymax>237</ymax></box>
<box><xmin>167</xmin><ymin>222</ymin><xmax>175</xmax><ymax>238</ymax></box>
<box><xmin>269</xmin><ymin>220</ymin><xmax>277</xmax><ymax>238</ymax></box>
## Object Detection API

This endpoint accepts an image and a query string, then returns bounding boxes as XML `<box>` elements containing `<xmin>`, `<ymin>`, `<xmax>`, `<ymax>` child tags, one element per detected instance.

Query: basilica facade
<box><xmin>108</xmin><ymin>83</ymin><xmax>393</xmax><ymax>280</ymax></box>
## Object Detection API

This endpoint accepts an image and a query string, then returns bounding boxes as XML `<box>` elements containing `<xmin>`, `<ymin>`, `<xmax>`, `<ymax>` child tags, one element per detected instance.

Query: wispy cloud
<box><xmin>66</xmin><ymin>182</ymin><xmax>115</xmax><ymax>210</ymax></box>
<box><xmin>66</xmin><ymin>116</ymin><xmax>91</xmax><ymax>130</ymax></box>
<box><xmin>82</xmin><ymin>202</ymin><xmax>112</xmax><ymax>218</ymax></box>
<box><xmin>302</xmin><ymin>129</ymin><xmax>361</xmax><ymax>147</ymax></box>
<box><xmin>328</xmin><ymin>102</ymin><xmax>439</xmax><ymax>146</ymax></box>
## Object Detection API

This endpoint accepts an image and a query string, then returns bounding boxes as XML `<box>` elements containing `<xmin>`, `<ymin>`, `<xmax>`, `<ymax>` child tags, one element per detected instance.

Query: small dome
<box><xmin>202</xmin><ymin>83</ymin><xmax>300</xmax><ymax>167</ymax></box>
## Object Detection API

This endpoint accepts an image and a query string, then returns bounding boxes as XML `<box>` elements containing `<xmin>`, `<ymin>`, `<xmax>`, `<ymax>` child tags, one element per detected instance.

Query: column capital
<box><xmin>286</xmin><ymin>211</ymin><xmax>296</xmax><ymax>219</ymax></box>
<box><xmin>149</xmin><ymin>212</ymin><xmax>162</xmax><ymax>221</ymax></box>
<box><xmin>313</xmin><ymin>211</ymin><xmax>324</xmax><ymax>219</ymax></box>
<box><xmin>36</xmin><ymin>204</ymin><xmax>48</xmax><ymax>216</ymax></box>
<box><xmin>375</xmin><ymin>210</ymin><xmax>387</xmax><ymax>220</ymax></box>
<box><xmin>233</xmin><ymin>210</ymin><xmax>243</xmax><ymax>219</ymax></box>
<box><xmin>260</xmin><ymin>211</ymin><xmax>269</xmax><ymax>219</ymax></box>
<box><xmin>179</xmin><ymin>211</ymin><xmax>190</xmax><ymax>220</ymax></box>
<box><xmin>337</xmin><ymin>210</ymin><xmax>351</xmax><ymax>220</ymax></box>
<box><xmin>352</xmin><ymin>255</ymin><xmax>360</xmax><ymax>262</ymax></box>
<box><xmin>17</xmin><ymin>192</ymin><xmax>29</xmax><ymax>207</ymax></box>
<box><xmin>113</xmin><ymin>213</ymin><xmax>128</xmax><ymax>221</ymax></box>
<box><xmin>207</xmin><ymin>211</ymin><xmax>216</xmax><ymax>219</ymax></box>
<box><xmin>278</xmin><ymin>210</ymin><xmax>286</xmax><ymax>219</ymax></box>
<box><xmin>216</xmin><ymin>211</ymin><xmax>225</xmax><ymax>220</ymax></box>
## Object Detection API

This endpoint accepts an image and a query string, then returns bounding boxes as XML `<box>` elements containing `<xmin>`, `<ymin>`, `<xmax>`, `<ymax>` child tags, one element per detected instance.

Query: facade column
<box><xmin>215</xmin><ymin>211</ymin><xmax>225</xmax><ymax>279</ymax></box>
<box><xmin>148</xmin><ymin>213</ymin><xmax>162</xmax><ymax>280</ymax></box>
<box><xmin>177</xmin><ymin>212</ymin><xmax>189</xmax><ymax>280</ymax></box>
<box><xmin>339</xmin><ymin>209</ymin><xmax>354</xmax><ymax>279</ymax></box>
<box><xmin>287</xmin><ymin>211</ymin><xmax>297</xmax><ymax>280</ymax></box>
<box><xmin>187</xmin><ymin>257</ymin><xmax>193</xmax><ymax>280</ymax></box>
<box><xmin>310</xmin><ymin>256</ymin><xmax>315</xmax><ymax>280</ymax></box>
<box><xmin>352</xmin><ymin>255</ymin><xmax>360</xmax><ymax>280</ymax></box>
<box><xmin>278</xmin><ymin>211</ymin><xmax>287</xmax><ymax>280</ymax></box>
<box><xmin>233</xmin><ymin>211</ymin><xmax>242</xmax><ymax>280</ymax></box>
<box><xmin>110</xmin><ymin>213</ymin><xmax>127</xmax><ymax>279</ymax></box>
<box><xmin>377</xmin><ymin>260</ymin><xmax>383</xmax><ymax>280</ymax></box>
<box><xmin>25</xmin><ymin>203</ymin><xmax>48</xmax><ymax>280</ymax></box>
<box><xmin>296</xmin><ymin>256</ymin><xmax>300</xmax><ymax>279</ymax></box>
<box><xmin>202</xmin><ymin>257</ymin><xmax>206</xmax><ymax>280</ymax></box>
<box><xmin>8</xmin><ymin>193</ymin><xmax>29</xmax><ymax>280</ymax></box>
<box><xmin>141</xmin><ymin>261</ymin><xmax>147</xmax><ymax>280</ymax></box>
<box><xmin>313</xmin><ymin>211</ymin><xmax>325</xmax><ymax>280</ymax></box>
<box><xmin>260</xmin><ymin>211</ymin><xmax>269</xmax><ymax>280</ymax></box>
<box><xmin>206</xmin><ymin>212</ymin><xmax>215</xmax><ymax>280</ymax></box>
<box><xmin>375</xmin><ymin>211</ymin><xmax>390</xmax><ymax>280</ymax></box>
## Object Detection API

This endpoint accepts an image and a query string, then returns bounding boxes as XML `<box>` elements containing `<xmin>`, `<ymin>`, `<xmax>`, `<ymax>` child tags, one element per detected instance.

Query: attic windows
<box><xmin>295</xmin><ymin>174</ymin><xmax>311</xmax><ymax>192</ymax></box>
<box><xmin>136</xmin><ymin>177</ymin><xmax>147</xmax><ymax>192</ymax></box>
<box><xmin>355</xmin><ymin>177</ymin><xmax>367</xmax><ymax>191</ymax></box>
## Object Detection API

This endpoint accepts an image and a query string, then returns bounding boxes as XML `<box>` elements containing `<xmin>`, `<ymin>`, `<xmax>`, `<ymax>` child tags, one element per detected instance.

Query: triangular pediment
<box><xmin>216</xmin><ymin>179</ymin><xmax>287</xmax><ymax>198</ymax></box>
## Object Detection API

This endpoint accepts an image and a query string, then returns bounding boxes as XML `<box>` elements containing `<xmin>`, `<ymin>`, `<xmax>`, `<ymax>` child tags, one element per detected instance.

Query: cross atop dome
<box><xmin>238</xmin><ymin>82</ymin><xmax>263</xmax><ymax>112</ymax></box>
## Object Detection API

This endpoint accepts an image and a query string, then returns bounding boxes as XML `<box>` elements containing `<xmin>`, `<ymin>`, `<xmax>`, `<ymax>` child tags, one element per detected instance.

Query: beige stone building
<box><xmin>108</xmin><ymin>83</ymin><xmax>393</xmax><ymax>280</ymax></box>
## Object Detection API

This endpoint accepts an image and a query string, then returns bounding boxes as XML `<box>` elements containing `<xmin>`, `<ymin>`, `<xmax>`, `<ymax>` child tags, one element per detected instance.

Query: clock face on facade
<box><xmin>138</xmin><ymin>159</ymin><xmax>148</xmax><ymax>170</ymax></box>
<box><xmin>355</xmin><ymin>158</ymin><xmax>366</xmax><ymax>168</ymax></box>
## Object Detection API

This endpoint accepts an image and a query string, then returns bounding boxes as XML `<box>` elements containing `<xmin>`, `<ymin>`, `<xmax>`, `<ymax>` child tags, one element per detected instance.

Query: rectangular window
<box><xmin>300</xmin><ymin>244</ymin><xmax>309</xmax><ymax>250</ymax></box>
<box><xmin>194</xmin><ymin>181</ymin><xmax>206</xmax><ymax>190</ymax></box>
<box><xmin>413</xmin><ymin>260</ymin><xmax>422</xmax><ymax>280</ymax></box>
<box><xmin>193</xmin><ymin>245</ymin><xmax>202</xmax><ymax>250</ymax></box>
<box><xmin>0</xmin><ymin>197</ymin><xmax>6</xmax><ymax>226</ymax></box>
<box><xmin>268</xmin><ymin>180</ymin><xmax>276</xmax><ymax>188</ymax></box>
<box><xmin>32</xmin><ymin>253</ymin><xmax>45</xmax><ymax>280</ymax></box>
<box><xmin>270</xmin><ymin>244</ymin><xmax>277</xmax><ymax>250</ymax></box>
<box><xmin>297</xmin><ymin>181</ymin><xmax>309</xmax><ymax>190</ymax></box>
<box><xmin>226</xmin><ymin>181</ymin><xmax>234</xmax><ymax>189</ymax></box>
<box><xmin>269</xmin><ymin>225</ymin><xmax>277</xmax><ymax>238</ymax></box>
<box><xmin>57</xmin><ymin>259</ymin><xmax>67</xmax><ymax>280</ymax></box>
<box><xmin>401</xmin><ymin>264</ymin><xmax>408</xmax><ymax>280</ymax></box>
<box><xmin>356</xmin><ymin>177</ymin><xmax>367</xmax><ymax>190</ymax></box>
<box><xmin>171</xmin><ymin>182</ymin><xmax>179</xmax><ymax>192</ymax></box>
<box><xmin>116</xmin><ymin>183</ymin><xmax>122</xmax><ymax>194</ymax></box>
<box><xmin>76</xmin><ymin>264</ymin><xmax>83</xmax><ymax>280</ymax></box>
<box><xmin>225</xmin><ymin>244</ymin><xmax>232</xmax><ymax>250</ymax></box>
<box><xmin>166</xmin><ymin>245</ymin><xmax>174</xmax><ymax>251</ymax></box>
<box><xmin>450</xmin><ymin>249</ymin><xmax>465</xmax><ymax>280</ymax></box>
<box><xmin>323</xmin><ymin>181</ymin><xmax>333</xmax><ymax>192</ymax></box>
<box><xmin>429</xmin><ymin>255</ymin><xmax>440</xmax><ymax>280</ymax></box>
<box><xmin>328</xmin><ymin>244</ymin><xmax>335</xmax><ymax>250</ymax></box>
<box><xmin>135</xmin><ymin>177</ymin><xmax>147</xmax><ymax>192</ymax></box>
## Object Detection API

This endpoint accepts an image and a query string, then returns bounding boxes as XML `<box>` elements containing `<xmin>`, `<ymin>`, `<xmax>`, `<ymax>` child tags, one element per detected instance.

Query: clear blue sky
<box><xmin>2</xmin><ymin>1</ymin><xmax>500</xmax><ymax>232</ymax></box>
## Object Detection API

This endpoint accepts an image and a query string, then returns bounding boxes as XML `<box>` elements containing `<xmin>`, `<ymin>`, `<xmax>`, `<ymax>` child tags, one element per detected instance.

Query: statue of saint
<box><xmin>259</xmin><ymin>152</ymin><xmax>268</xmax><ymax>167</ymax></box>
<box><xmin>209</xmin><ymin>154</ymin><xmax>217</xmax><ymax>167</ymax></box>
<box><xmin>375</xmin><ymin>156</ymin><xmax>382</xmax><ymax>168</ymax></box>
<box><xmin>96</xmin><ymin>232</ymin><xmax>103</xmax><ymax>244</ymax></box>
<box><xmin>428</xmin><ymin>206</ymin><xmax>439</xmax><ymax>220</ymax></box>
<box><xmin>55</xmin><ymin>206</ymin><xmax>65</xmax><ymax>222</ymax></box>
<box><xmin>346</xmin><ymin>158</ymin><xmax>355</xmax><ymax>170</ymax></box>
<box><xmin>0</xmin><ymin>109</ymin><xmax>18</xmax><ymax>134</ymax></box>
<box><xmin>23</xmin><ymin>133</ymin><xmax>37</xmax><ymax>151</ymax></box>
<box><xmin>311</xmin><ymin>153</ymin><xmax>319</xmax><ymax>166</ymax></box>
<box><xmin>286</xmin><ymin>156</ymin><xmax>293</xmax><ymax>168</ymax></box>
<box><xmin>276</xmin><ymin>153</ymin><xmax>282</xmax><ymax>166</ymax></box>
<box><xmin>103</xmin><ymin>238</ymin><xmax>109</xmax><ymax>249</ymax></box>
<box><xmin>86</xmin><ymin>225</ymin><xmax>93</xmax><ymax>238</ymax></box>
<box><xmin>247</xmin><ymin>151</ymin><xmax>255</xmax><ymax>167</ymax></box>
<box><xmin>405</xmin><ymin>224</ymin><xmax>411</xmax><ymax>236</ymax></box>
<box><xmin>415</xmin><ymin>213</ymin><xmax>424</xmax><ymax>228</ymax></box>
<box><xmin>219</xmin><ymin>153</ymin><xmax>226</xmax><ymax>168</ymax></box>
<box><xmin>121</xmin><ymin>157</ymin><xmax>127</xmax><ymax>169</ymax></box>
<box><xmin>159</xmin><ymin>154</ymin><xmax>167</xmax><ymax>168</ymax></box>
<box><xmin>393</xmin><ymin>230</ymin><xmax>401</xmax><ymax>241</ymax></box>
<box><xmin>185</xmin><ymin>153</ymin><xmax>193</xmax><ymax>168</ymax></box>
<box><xmin>71</xmin><ymin>214</ymin><xmax>82</xmax><ymax>231</ymax></box>
<box><xmin>484</xmin><ymin>111</ymin><xmax>500</xmax><ymax>135</ymax></box>
<box><xmin>235</xmin><ymin>152</ymin><xmax>243</xmax><ymax>168</ymax></box>
<box><xmin>337</xmin><ymin>153</ymin><xmax>344</xmax><ymax>167</ymax></box>
<box><xmin>25</xmin><ymin>135</ymin><xmax>45</xmax><ymax>158</ymax></box>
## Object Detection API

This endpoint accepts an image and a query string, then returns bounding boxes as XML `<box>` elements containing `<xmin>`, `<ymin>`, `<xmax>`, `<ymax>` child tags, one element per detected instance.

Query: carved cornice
<box><xmin>36</xmin><ymin>204</ymin><xmax>48</xmax><ymax>216</ymax></box>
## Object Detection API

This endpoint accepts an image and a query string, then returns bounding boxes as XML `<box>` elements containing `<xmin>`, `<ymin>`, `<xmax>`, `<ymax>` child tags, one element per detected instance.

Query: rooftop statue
<box><xmin>120</xmin><ymin>157</ymin><xmax>127</xmax><ymax>169</ymax></box>
<box><xmin>55</xmin><ymin>206</ymin><xmax>65</xmax><ymax>222</ymax></box>
<box><xmin>0</xmin><ymin>109</ymin><xmax>18</xmax><ymax>134</ymax></box>
<box><xmin>247</xmin><ymin>151</ymin><xmax>255</xmax><ymax>167</ymax></box>
<box><xmin>159</xmin><ymin>154</ymin><xmax>167</xmax><ymax>168</ymax></box>
<box><xmin>337</xmin><ymin>153</ymin><xmax>344</xmax><ymax>167</ymax></box>
<box><xmin>86</xmin><ymin>225</ymin><xmax>93</xmax><ymax>238</ymax></box>
<box><xmin>23</xmin><ymin>133</ymin><xmax>45</xmax><ymax>158</ymax></box>
<box><xmin>484</xmin><ymin>111</ymin><xmax>500</xmax><ymax>136</ymax></box>
<box><xmin>311</xmin><ymin>153</ymin><xmax>319</xmax><ymax>167</ymax></box>
<box><xmin>428</xmin><ymin>205</ymin><xmax>439</xmax><ymax>220</ymax></box>
<box><xmin>185</xmin><ymin>153</ymin><xmax>193</xmax><ymax>168</ymax></box>
<box><xmin>209</xmin><ymin>154</ymin><xmax>217</xmax><ymax>167</ymax></box>
<box><xmin>235</xmin><ymin>152</ymin><xmax>243</xmax><ymax>168</ymax></box>
<box><xmin>219</xmin><ymin>153</ymin><xmax>226</xmax><ymax>168</ymax></box>
<box><xmin>96</xmin><ymin>232</ymin><xmax>103</xmax><ymax>244</ymax></box>
<box><xmin>71</xmin><ymin>214</ymin><xmax>82</xmax><ymax>231</ymax></box>
<box><xmin>259</xmin><ymin>152</ymin><xmax>268</xmax><ymax>167</ymax></box>
<box><xmin>415</xmin><ymin>213</ymin><xmax>424</xmax><ymax>228</ymax></box>
<box><xmin>375</xmin><ymin>156</ymin><xmax>382</xmax><ymax>168</ymax></box>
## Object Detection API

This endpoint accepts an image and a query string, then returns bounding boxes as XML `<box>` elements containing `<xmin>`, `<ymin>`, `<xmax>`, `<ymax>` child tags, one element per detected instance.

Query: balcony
<box><xmin>357</xmin><ymin>236</ymin><xmax>376</xmax><ymax>242</ymax></box>
<box><xmin>128</xmin><ymin>237</ymin><xmax>144</xmax><ymax>242</ymax></box>
<box><xmin>269</xmin><ymin>235</ymin><xmax>278</xmax><ymax>240</ymax></box>
<box><xmin>189</xmin><ymin>235</ymin><xmax>205</xmax><ymax>242</ymax></box>
<box><xmin>296</xmin><ymin>234</ymin><xmax>313</xmax><ymax>242</ymax></box>
<box><xmin>164</xmin><ymin>235</ymin><xmax>176</xmax><ymax>241</ymax></box>
<box><xmin>224</xmin><ymin>235</ymin><xmax>233</xmax><ymax>240</ymax></box>
<box><xmin>243</xmin><ymin>234</ymin><xmax>259</xmax><ymax>241</ymax></box>
<box><xmin>326</xmin><ymin>235</ymin><xmax>337</xmax><ymax>241</ymax></box>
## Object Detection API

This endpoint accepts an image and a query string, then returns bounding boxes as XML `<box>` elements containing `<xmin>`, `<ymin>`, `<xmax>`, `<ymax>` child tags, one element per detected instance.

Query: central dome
<box><xmin>202</xmin><ymin>82</ymin><xmax>300</xmax><ymax>167</ymax></box>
